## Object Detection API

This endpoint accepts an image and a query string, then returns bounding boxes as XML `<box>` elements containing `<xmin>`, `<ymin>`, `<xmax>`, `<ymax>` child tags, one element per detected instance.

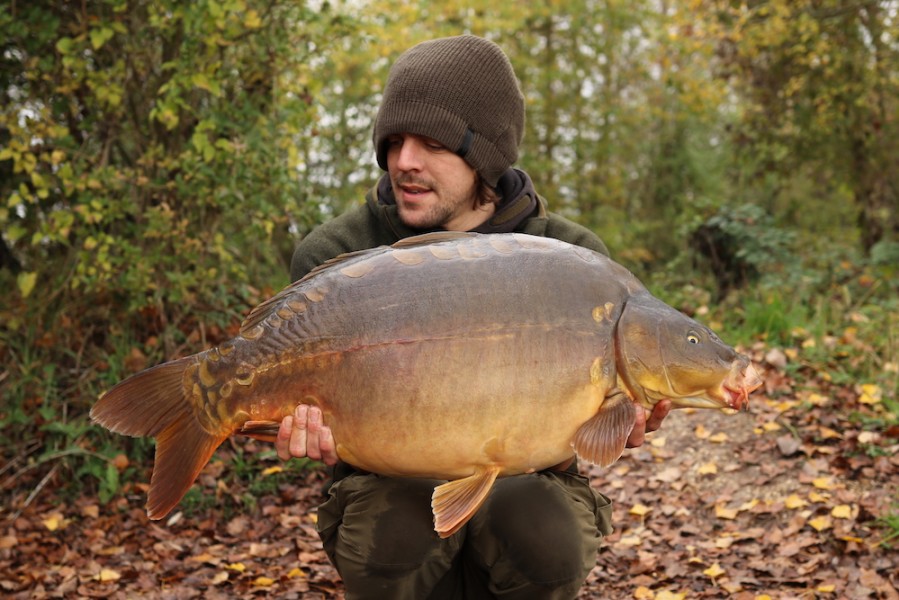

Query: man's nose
<box><xmin>395</xmin><ymin>138</ymin><xmax>425</xmax><ymax>171</ymax></box>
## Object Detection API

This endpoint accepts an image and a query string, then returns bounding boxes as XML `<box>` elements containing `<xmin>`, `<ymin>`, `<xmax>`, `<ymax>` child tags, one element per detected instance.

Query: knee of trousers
<box><xmin>469</xmin><ymin>472</ymin><xmax>604</xmax><ymax>587</ymax></box>
<box><xmin>317</xmin><ymin>474</ymin><xmax>463</xmax><ymax>578</ymax></box>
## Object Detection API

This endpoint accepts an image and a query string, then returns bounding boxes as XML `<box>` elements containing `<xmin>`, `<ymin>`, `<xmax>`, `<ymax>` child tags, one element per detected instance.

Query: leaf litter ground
<box><xmin>2</xmin><ymin>347</ymin><xmax>897</xmax><ymax>599</ymax></box>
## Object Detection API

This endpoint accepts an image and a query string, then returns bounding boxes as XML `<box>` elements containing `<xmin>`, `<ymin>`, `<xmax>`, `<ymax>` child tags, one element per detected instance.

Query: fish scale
<box><xmin>91</xmin><ymin>232</ymin><xmax>762</xmax><ymax>537</ymax></box>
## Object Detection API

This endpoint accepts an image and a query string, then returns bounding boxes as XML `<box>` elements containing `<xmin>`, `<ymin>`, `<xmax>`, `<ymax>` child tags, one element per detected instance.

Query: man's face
<box><xmin>385</xmin><ymin>133</ymin><xmax>483</xmax><ymax>231</ymax></box>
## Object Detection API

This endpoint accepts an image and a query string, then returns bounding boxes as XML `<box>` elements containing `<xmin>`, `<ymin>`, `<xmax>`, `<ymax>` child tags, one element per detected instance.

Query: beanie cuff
<box><xmin>375</xmin><ymin>102</ymin><xmax>515</xmax><ymax>187</ymax></box>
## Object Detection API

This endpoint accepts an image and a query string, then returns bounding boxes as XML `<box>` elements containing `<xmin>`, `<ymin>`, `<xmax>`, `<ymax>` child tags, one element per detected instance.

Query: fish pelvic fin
<box><xmin>91</xmin><ymin>356</ymin><xmax>228</xmax><ymax>520</ymax></box>
<box><xmin>238</xmin><ymin>420</ymin><xmax>282</xmax><ymax>443</ymax></box>
<box><xmin>572</xmin><ymin>389</ymin><xmax>636</xmax><ymax>468</ymax></box>
<box><xmin>432</xmin><ymin>465</ymin><xmax>502</xmax><ymax>538</ymax></box>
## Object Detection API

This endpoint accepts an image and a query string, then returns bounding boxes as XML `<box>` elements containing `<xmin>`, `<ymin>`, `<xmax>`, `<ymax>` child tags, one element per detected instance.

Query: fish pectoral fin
<box><xmin>573</xmin><ymin>389</ymin><xmax>636</xmax><ymax>468</ymax></box>
<box><xmin>431</xmin><ymin>465</ymin><xmax>501</xmax><ymax>539</ymax></box>
<box><xmin>238</xmin><ymin>420</ymin><xmax>282</xmax><ymax>443</ymax></box>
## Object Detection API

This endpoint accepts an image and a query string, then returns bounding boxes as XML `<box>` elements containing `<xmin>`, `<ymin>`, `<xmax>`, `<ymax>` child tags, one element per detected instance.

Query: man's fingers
<box><xmin>625</xmin><ymin>407</ymin><xmax>648</xmax><ymax>448</ymax></box>
<box><xmin>319</xmin><ymin>426</ymin><xmax>338</xmax><ymax>466</ymax></box>
<box><xmin>288</xmin><ymin>404</ymin><xmax>309</xmax><ymax>459</ymax></box>
<box><xmin>275</xmin><ymin>415</ymin><xmax>294</xmax><ymax>461</ymax></box>
<box><xmin>645</xmin><ymin>399</ymin><xmax>672</xmax><ymax>433</ymax></box>
<box><xmin>305</xmin><ymin>405</ymin><xmax>323</xmax><ymax>461</ymax></box>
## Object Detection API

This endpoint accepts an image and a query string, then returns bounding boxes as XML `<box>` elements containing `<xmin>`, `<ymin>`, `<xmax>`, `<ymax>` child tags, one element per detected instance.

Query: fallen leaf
<box><xmin>261</xmin><ymin>466</ymin><xmax>283</xmax><ymax>476</ymax></box>
<box><xmin>831</xmin><ymin>505</ymin><xmax>852</xmax><ymax>519</ymax></box>
<box><xmin>618</xmin><ymin>535</ymin><xmax>642</xmax><ymax>547</ymax></box>
<box><xmin>227</xmin><ymin>562</ymin><xmax>246</xmax><ymax>572</ymax></box>
<box><xmin>698</xmin><ymin>462</ymin><xmax>718</xmax><ymax>475</ymax></box>
<box><xmin>715</xmin><ymin>505</ymin><xmax>739</xmax><ymax>520</ymax></box>
<box><xmin>0</xmin><ymin>535</ymin><xmax>17</xmax><ymax>549</ymax></box>
<box><xmin>630</xmin><ymin>504</ymin><xmax>652</xmax><ymax>517</ymax></box>
<box><xmin>655</xmin><ymin>590</ymin><xmax>687</xmax><ymax>600</ymax></box>
<box><xmin>634</xmin><ymin>586</ymin><xmax>655</xmax><ymax>600</ymax></box>
<box><xmin>253</xmin><ymin>576</ymin><xmax>275</xmax><ymax>587</ymax></box>
<box><xmin>42</xmin><ymin>513</ymin><xmax>68</xmax><ymax>531</ymax></box>
<box><xmin>784</xmin><ymin>494</ymin><xmax>808</xmax><ymax>509</ymax></box>
<box><xmin>95</xmin><ymin>568</ymin><xmax>121</xmax><ymax>582</ymax></box>
<box><xmin>211</xmin><ymin>571</ymin><xmax>230</xmax><ymax>585</ymax></box>
<box><xmin>812</xmin><ymin>477</ymin><xmax>835</xmax><ymax>490</ymax></box>
<box><xmin>858</xmin><ymin>383</ymin><xmax>881</xmax><ymax>404</ymax></box>
<box><xmin>808</xmin><ymin>516</ymin><xmax>832</xmax><ymax>531</ymax></box>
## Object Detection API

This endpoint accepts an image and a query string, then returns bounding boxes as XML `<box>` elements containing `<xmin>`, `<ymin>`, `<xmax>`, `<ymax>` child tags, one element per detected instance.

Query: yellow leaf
<box><xmin>809</xmin><ymin>491</ymin><xmax>829</xmax><ymax>503</ymax></box>
<box><xmin>784</xmin><ymin>494</ymin><xmax>808</xmax><ymax>509</ymax></box>
<box><xmin>703</xmin><ymin>562</ymin><xmax>725</xmax><ymax>578</ymax></box>
<box><xmin>17</xmin><ymin>271</ymin><xmax>37</xmax><ymax>298</ymax></box>
<box><xmin>808</xmin><ymin>516</ymin><xmax>832</xmax><ymax>531</ymax></box>
<box><xmin>96</xmin><ymin>568</ymin><xmax>121</xmax><ymax>582</ymax></box>
<box><xmin>227</xmin><ymin>562</ymin><xmax>246</xmax><ymax>572</ymax></box>
<box><xmin>286</xmin><ymin>567</ymin><xmax>306</xmax><ymax>579</ymax></box>
<box><xmin>694</xmin><ymin>424</ymin><xmax>710</xmax><ymax>439</ymax></box>
<box><xmin>709</xmin><ymin>432</ymin><xmax>729</xmax><ymax>443</ymax></box>
<box><xmin>818</xmin><ymin>427</ymin><xmax>842</xmax><ymax>440</ymax></box>
<box><xmin>858</xmin><ymin>384</ymin><xmax>882</xmax><ymax>405</ymax></box>
<box><xmin>817</xmin><ymin>584</ymin><xmax>836</xmax><ymax>593</ymax></box>
<box><xmin>655</xmin><ymin>590</ymin><xmax>687</xmax><ymax>600</ymax></box>
<box><xmin>757</xmin><ymin>596</ymin><xmax>773</xmax><ymax>600</ymax></box>
<box><xmin>618</xmin><ymin>535</ymin><xmax>642</xmax><ymax>547</ymax></box>
<box><xmin>715</xmin><ymin>505</ymin><xmax>739</xmax><ymax>520</ymax></box>
<box><xmin>630</xmin><ymin>504</ymin><xmax>652</xmax><ymax>517</ymax></box>
<box><xmin>261</xmin><ymin>466</ymin><xmax>283</xmax><ymax>476</ymax></box>
<box><xmin>739</xmin><ymin>498</ymin><xmax>759</xmax><ymax>512</ymax></box>
<box><xmin>649</xmin><ymin>436</ymin><xmax>666</xmax><ymax>448</ymax></box>
<box><xmin>634</xmin><ymin>586</ymin><xmax>654</xmax><ymax>599</ymax></box>
<box><xmin>831</xmin><ymin>505</ymin><xmax>852</xmax><ymax>519</ymax></box>
<box><xmin>253</xmin><ymin>576</ymin><xmax>275</xmax><ymax>587</ymax></box>
<box><xmin>245</xmin><ymin>9</ymin><xmax>262</xmax><ymax>28</ymax></box>
<box><xmin>812</xmin><ymin>477</ymin><xmax>835</xmax><ymax>490</ymax></box>
<box><xmin>807</xmin><ymin>392</ymin><xmax>828</xmax><ymax>406</ymax></box>
<box><xmin>761</xmin><ymin>421</ymin><xmax>782</xmax><ymax>432</ymax></box>
<box><xmin>42</xmin><ymin>513</ymin><xmax>68</xmax><ymax>531</ymax></box>
<box><xmin>698</xmin><ymin>462</ymin><xmax>718</xmax><ymax>475</ymax></box>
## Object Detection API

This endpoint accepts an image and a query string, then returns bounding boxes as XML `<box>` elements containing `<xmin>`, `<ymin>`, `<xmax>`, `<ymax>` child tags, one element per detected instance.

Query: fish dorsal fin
<box><xmin>239</xmin><ymin>235</ymin><xmax>472</xmax><ymax>335</ymax></box>
<box><xmin>572</xmin><ymin>389</ymin><xmax>637</xmax><ymax>467</ymax></box>
<box><xmin>238</xmin><ymin>247</ymin><xmax>389</xmax><ymax>335</ymax></box>
<box><xmin>391</xmin><ymin>231</ymin><xmax>476</xmax><ymax>249</ymax></box>
<box><xmin>431</xmin><ymin>464</ymin><xmax>501</xmax><ymax>538</ymax></box>
<box><xmin>239</xmin><ymin>279</ymin><xmax>305</xmax><ymax>335</ymax></box>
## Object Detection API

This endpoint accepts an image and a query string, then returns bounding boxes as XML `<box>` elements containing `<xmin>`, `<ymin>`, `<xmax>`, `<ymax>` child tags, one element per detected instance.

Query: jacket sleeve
<box><xmin>542</xmin><ymin>214</ymin><xmax>610</xmax><ymax>257</ymax></box>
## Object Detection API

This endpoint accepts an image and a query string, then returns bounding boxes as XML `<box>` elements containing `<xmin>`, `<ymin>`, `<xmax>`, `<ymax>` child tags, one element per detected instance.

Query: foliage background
<box><xmin>1</xmin><ymin>0</ymin><xmax>897</xmax><ymax>523</ymax></box>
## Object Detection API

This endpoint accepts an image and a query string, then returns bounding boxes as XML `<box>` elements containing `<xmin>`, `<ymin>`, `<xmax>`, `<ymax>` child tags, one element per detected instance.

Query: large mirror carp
<box><xmin>92</xmin><ymin>232</ymin><xmax>762</xmax><ymax>537</ymax></box>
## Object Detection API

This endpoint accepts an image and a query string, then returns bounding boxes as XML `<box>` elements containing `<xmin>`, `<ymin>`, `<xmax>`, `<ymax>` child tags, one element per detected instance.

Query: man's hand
<box><xmin>625</xmin><ymin>399</ymin><xmax>672</xmax><ymax>448</ymax></box>
<box><xmin>275</xmin><ymin>404</ymin><xmax>339</xmax><ymax>465</ymax></box>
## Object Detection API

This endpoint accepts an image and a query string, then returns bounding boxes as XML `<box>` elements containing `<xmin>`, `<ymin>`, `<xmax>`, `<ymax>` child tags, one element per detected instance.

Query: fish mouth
<box><xmin>722</xmin><ymin>362</ymin><xmax>763</xmax><ymax>411</ymax></box>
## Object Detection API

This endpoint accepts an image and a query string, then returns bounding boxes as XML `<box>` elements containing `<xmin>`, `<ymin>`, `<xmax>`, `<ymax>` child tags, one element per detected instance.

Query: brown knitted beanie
<box><xmin>373</xmin><ymin>35</ymin><xmax>525</xmax><ymax>187</ymax></box>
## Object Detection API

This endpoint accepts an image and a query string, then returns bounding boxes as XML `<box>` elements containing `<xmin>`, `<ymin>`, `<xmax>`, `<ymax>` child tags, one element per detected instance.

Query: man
<box><xmin>276</xmin><ymin>35</ymin><xmax>670</xmax><ymax>599</ymax></box>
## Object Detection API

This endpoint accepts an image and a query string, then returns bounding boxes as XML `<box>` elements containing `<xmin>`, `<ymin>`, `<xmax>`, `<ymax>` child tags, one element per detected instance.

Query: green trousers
<box><xmin>316</xmin><ymin>469</ymin><xmax>612</xmax><ymax>600</ymax></box>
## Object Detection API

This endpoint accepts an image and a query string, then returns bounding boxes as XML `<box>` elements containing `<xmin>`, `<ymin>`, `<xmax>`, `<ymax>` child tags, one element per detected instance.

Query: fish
<box><xmin>91</xmin><ymin>232</ymin><xmax>762</xmax><ymax>538</ymax></box>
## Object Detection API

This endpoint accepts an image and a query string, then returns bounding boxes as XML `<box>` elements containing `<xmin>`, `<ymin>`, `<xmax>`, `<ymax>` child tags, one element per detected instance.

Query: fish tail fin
<box><xmin>91</xmin><ymin>356</ymin><xmax>227</xmax><ymax>520</ymax></box>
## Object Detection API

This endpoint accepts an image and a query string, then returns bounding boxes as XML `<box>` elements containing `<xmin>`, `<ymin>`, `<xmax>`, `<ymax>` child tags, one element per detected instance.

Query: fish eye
<box><xmin>687</xmin><ymin>333</ymin><xmax>700</xmax><ymax>344</ymax></box>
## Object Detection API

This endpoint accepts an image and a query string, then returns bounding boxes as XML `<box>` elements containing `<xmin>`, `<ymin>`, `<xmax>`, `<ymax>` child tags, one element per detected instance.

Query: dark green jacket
<box><xmin>290</xmin><ymin>169</ymin><xmax>607</xmax><ymax>281</ymax></box>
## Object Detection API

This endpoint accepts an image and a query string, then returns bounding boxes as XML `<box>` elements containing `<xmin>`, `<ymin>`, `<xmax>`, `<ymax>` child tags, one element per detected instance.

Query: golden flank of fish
<box><xmin>91</xmin><ymin>232</ymin><xmax>762</xmax><ymax>537</ymax></box>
